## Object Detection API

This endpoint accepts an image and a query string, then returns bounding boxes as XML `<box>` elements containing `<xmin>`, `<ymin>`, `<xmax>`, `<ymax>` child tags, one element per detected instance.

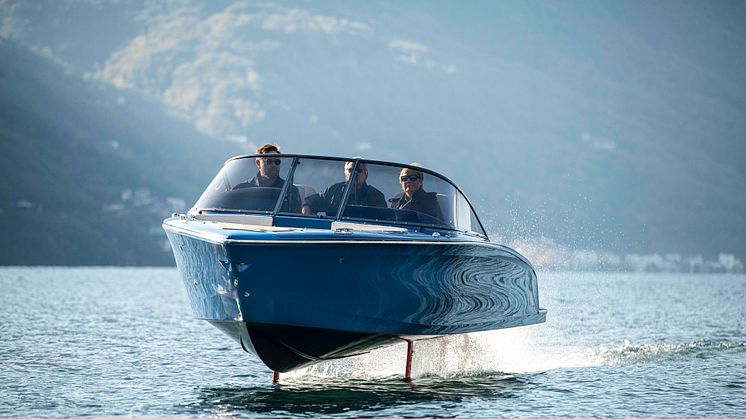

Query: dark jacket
<box><xmin>237</xmin><ymin>173</ymin><xmax>301</xmax><ymax>213</ymax></box>
<box><xmin>389</xmin><ymin>188</ymin><xmax>443</xmax><ymax>222</ymax></box>
<box><xmin>305</xmin><ymin>182</ymin><xmax>387</xmax><ymax>216</ymax></box>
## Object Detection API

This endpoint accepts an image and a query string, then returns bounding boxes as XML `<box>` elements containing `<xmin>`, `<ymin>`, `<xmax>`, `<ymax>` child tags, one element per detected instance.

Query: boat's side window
<box><xmin>284</xmin><ymin>158</ymin><xmax>352</xmax><ymax>217</ymax></box>
<box><xmin>455</xmin><ymin>192</ymin><xmax>486</xmax><ymax>236</ymax></box>
<box><xmin>193</xmin><ymin>157</ymin><xmax>294</xmax><ymax>213</ymax></box>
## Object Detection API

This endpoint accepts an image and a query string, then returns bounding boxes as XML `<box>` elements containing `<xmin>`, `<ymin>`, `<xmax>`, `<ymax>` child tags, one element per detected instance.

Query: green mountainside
<box><xmin>0</xmin><ymin>39</ymin><xmax>241</xmax><ymax>265</ymax></box>
<box><xmin>0</xmin><ymin>1</ymin><xmax>745</xmax><ymax>265</ymax></box>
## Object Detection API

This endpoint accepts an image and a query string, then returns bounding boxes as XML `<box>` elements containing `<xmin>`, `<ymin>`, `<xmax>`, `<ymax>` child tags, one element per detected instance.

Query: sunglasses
<box><xmin>262</xmin><ymin>158</ymin><xmax>282</xmax><ymax>166</ymax></box>
<box><xmin>346</xmin><ymin>167</ymin><xmax>364</xmax><ymax>174</ymax></box>
<box><xmin>400</xmin><ymin>174</ymin><xmax>420</xmax><ymax>182</ymax></box>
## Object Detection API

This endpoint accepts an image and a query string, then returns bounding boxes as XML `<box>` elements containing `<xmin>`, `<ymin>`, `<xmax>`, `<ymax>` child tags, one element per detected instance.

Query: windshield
<box><xmin>192</xmin><ymin>155</ymin><xmax>486</xmax><ymax>236</ymax></box>
<box><xmin>193</xmin><ymin>156</ymin><xmax>298</xmax><ymax>213</ymax></box>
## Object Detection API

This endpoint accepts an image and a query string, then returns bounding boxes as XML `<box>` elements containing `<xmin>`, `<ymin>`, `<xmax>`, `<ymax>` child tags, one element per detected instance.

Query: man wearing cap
<box><xmin>302</xmin><ymin>160</ymin><xmax>386</xmax><ymax>216</ymax></box>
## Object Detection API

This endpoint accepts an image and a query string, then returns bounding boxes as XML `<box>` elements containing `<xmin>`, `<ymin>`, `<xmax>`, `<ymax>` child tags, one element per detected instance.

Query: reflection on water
<box><xmin>189</xmin><ymin>335</ymin><xmax>745</xmax><ymax>416</ymax></box>
<box><xmin>1</xmin><ymin>269</ymin><xmax>745</xmax><ymax>417</ymax></box>
<box><xmin>192</xmin><ymin>374</ymin><xmax>531</xmax><ymax>416</ymax></box>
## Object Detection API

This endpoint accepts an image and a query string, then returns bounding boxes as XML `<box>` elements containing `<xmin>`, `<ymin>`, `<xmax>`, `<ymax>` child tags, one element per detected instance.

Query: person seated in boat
<box><xmin>389</xmin><ymin>165</ymin><xmax>443</xmax><ymax>222</ymax></box>
<box><xmin>234</xmin><ymin>143</ymin><xmax>301</xmax><ymax>212</ymax></box>
<box><xmin>301</xmin><ymin>160</ymin><xmax>387</xmax><ymax>216</ymax></box>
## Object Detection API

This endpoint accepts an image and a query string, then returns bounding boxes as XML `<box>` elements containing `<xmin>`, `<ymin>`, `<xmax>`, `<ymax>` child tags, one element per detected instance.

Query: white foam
<box><xmin>282</xmin><ymin>328</ymin><xmax>572</xmax><ymax>381</ymax></box>
<box><xmin>280</xmin><ymin>331</ymin><xmax>745</xmax><ymax>382</ymax></box>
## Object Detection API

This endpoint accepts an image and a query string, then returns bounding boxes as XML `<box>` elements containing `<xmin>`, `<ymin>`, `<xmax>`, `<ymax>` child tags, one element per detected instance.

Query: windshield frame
<box><xmin>197</xmin><ymin>154</ymin><xmax>489</xmax><ymax>239</ymax></box>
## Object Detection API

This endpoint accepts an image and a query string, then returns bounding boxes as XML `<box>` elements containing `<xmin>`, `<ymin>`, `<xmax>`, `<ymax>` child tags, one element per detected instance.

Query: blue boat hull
<box><xmin>210</xmin><ymin>321</ymin><xmax>396</xmax><ymax>372</ymax></box>
<box><xmin>165</xmin><ymin>226</ymin><xmax>546</xmax><ymax>372</ymax></box>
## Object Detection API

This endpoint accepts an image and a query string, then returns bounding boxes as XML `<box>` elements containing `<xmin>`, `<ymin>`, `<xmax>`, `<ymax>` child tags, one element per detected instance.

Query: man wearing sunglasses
<box><xmin>301</xmin><ymin>160</ymin><xmax>386</xmax><ymax>216</ymax></box>
<box><xmin>389</xmin><ymin>165</ymin><xmax>443</xmax><ymax>222</ymax></box>
<box><xmin>242</xmin><ymin>143</ymin><xmax>301</xmax><ymax>212</ymax></box>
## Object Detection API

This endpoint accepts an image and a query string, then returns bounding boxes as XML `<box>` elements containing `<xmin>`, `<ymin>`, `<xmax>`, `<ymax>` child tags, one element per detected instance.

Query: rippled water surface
<box><xmin>1</xmin><ymin>268</ymin><xmax>744</xmax><ymax>417</ymax></box>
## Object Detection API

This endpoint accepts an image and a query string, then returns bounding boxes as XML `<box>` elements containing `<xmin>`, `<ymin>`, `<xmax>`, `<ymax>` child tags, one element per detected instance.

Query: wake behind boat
<box><xmin>163</xmin><ymin>154</ymin><xmax>546</xmax><ymax>380</ymax></box>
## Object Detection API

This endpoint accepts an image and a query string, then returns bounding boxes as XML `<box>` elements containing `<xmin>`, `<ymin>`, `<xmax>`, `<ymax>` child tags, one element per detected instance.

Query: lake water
<box><xmin>1</xmin><ymin>267</ymin><xmax>744</xmax><ymax>417</ymax></box>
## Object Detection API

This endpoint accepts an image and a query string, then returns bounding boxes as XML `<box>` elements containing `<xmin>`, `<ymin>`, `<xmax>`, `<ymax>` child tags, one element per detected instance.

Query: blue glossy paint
<box><xmin>167</xmin><ymin>220</ymin><xmax>543</xmax><ymax>332</ymax></box>
<box><xmin>164</xmin><ymin>214</ymin><xmax>546</xmax><ymax>371</ymax></box>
